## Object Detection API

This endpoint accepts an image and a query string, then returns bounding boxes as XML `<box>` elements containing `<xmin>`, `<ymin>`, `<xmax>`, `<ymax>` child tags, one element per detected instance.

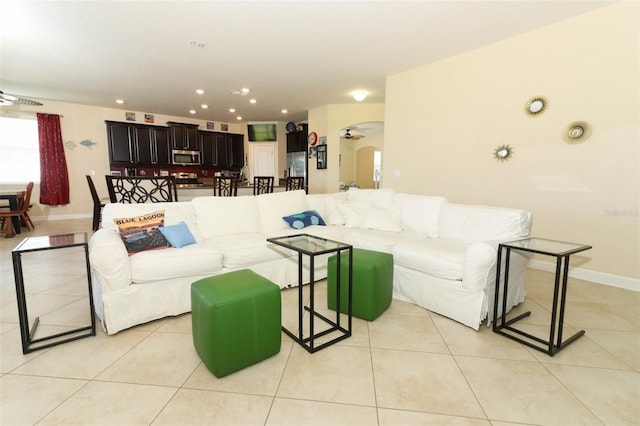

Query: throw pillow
<box><xmin>336</xmin><ymin>202</ymin><xmax>367</xmax><ymax>228</ymax></box>
<box><xmin>113</xmin><ymin>209</ymin><xmax>170</xmax><ymax>255</ymax></box>
<box><xmin>282</xmin><ymin>210</ymin><xmax>326</xmax><ymax>230</ymax></box>
<box><xmin>159</xmin><ymin>221</ymin><xmax>196</xmax><ymax>248</ymax></box>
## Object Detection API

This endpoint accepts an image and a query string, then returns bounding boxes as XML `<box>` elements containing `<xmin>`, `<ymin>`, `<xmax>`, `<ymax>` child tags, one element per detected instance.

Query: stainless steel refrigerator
<box><xmin>286</xmin><ymin>151</ymin><xmax>307</xmax><ymax>190</ymax></box>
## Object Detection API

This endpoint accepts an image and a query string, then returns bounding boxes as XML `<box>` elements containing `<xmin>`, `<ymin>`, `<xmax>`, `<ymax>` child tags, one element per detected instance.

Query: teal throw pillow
<box><xmin>282</xmin><ymin>210</ymin><xmax>326</xmax><ymax>230</ymax></box>
<box><xmin>159</xmin><ymin>221</ymin><xmax>196</xmax><ymax>248</ymax></box>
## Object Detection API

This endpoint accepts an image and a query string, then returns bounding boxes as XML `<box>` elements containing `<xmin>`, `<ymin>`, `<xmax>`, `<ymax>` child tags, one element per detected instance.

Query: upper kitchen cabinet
<box><xmin>286</xmin><ymin>123</ymin><xmax>308</xmax><ymax>152</ymax></box>
<box><xmin>107</xmin><ymin>121</ymin><xmax>134</xmax><ymax>164</ymax></box>
<box><xmin>106</xmin><ymin>121</ymin><xmax>171</xmax><ymax>166</ymax></box>
<box><xmin>134</xmin><ymin>126</ymin><xmax>171</xmax><ymax>165</ymax></box>
<box><xmin>200</xmin><ymin>131</ymin><xmax>244</xmax><ymax>168</ymax></box>
<box><xmin>168</xmin><ymin>122</ymin><xmax>199</xmax><ymax>151</ymax></box>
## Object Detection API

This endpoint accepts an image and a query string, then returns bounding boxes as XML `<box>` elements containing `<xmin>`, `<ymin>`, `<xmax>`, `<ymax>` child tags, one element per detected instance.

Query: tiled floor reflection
<box><xmin>1</xmin><ymin>219</ymin><xmax>638</xmax><ymax>425</ymax></box>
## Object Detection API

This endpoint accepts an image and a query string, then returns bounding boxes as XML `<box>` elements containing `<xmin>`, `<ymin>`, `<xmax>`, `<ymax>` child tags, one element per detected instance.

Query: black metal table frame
<box><xmin>493</xmin><ymin>237</ymin><xmax>592</xmax><ymax>356</ymax></box>
<box><xmin>267</xmin><ymin>234</ymin><xmax>353</xmax><ymax>353</ymax></box>
<box><xmin>12</xmin><ymin>233</ymin><xmax>96</xmax><ymax>354</ymax></box>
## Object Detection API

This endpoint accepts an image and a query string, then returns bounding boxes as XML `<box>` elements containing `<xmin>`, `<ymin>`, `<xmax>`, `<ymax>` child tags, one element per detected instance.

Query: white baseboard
<box><xmin>528</xmin><ymin>260</ymin><xmax>640</xmax><ymax>292</ymax></box>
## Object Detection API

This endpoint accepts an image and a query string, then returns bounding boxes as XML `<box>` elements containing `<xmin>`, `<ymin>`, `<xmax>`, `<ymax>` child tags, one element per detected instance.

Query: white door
<box><xmin>250</xmin><ymin>143</ymin><xmax>275</xmax><ymax>179</ymax></box>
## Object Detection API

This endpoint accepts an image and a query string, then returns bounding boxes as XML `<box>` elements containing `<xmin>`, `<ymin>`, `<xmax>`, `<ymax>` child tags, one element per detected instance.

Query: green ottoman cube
<box><xmin>191</xmin><ymin>269</ymin><xmax>281</xmax><ymax>378</ymax></box>
<box><xmin>327</xmin><ymin>248</ymin><xmax>393</xmax><ymax>321</ymax></box>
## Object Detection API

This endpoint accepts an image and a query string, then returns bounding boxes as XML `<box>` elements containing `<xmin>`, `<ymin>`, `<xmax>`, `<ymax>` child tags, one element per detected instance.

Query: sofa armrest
<box><xmin>461</xmin><ymin>242</ymin><xmax>498</xmax><ymax>290</ymax></box>
<box><xmin>89</xmin><ymin>229</ymin><xmax>132</xmax><ymax>292</ymax></box>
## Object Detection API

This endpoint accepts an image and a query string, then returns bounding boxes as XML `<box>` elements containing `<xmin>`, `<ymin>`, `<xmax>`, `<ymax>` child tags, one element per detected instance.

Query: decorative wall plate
<box><xmin>494</xmin><ymin>144</ymin><xmax>513</xmax><ymax>161</ymax></box>
<box><xmin>525</xmin><ymin>96</ymin><xmax>548</xmax><ymax>116</ymax></box>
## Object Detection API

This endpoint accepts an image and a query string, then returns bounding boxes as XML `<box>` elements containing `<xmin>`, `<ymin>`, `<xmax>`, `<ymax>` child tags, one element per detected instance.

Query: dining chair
<box><xmin>253</xmin><ymin>176</ymin><xmax>274</xmax><ymax>195</ymax></box>
<box><xmin>105</xmin><ymin>176</ymin><xmax>178</xmax><ymax>203</ymax></box>
<box><xmin>0</xmin><ymin>182</ymin><xmax>34</xmax><ymax>238</ymax></box>
<box><xmin>286</xmin><ymin>176</ymin><xmax>304</xmax><ymax>191</ymax></box>
<box><xmin>214</xmin><ymin>176</ymin><xmax>238</xmax><ymax>197</ymax></box>
<box><xmin>86</xmin><ymin>175</ymin><xmax>110</xmax><ymax>231</ymax></box>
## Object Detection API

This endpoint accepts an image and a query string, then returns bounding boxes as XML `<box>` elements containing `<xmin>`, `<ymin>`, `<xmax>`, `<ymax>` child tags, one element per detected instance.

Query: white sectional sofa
<box><xmin>89</xmin><ymin>188</ymin><xmax>532</xmax><ymax>334</ymax></box>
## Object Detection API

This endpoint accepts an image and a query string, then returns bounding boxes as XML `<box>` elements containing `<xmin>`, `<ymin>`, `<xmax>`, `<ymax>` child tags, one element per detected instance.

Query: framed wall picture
<box><xmin>317</xmin><ymin>144</ymin><xmax>327</xmax><ymax>169</ymax></box>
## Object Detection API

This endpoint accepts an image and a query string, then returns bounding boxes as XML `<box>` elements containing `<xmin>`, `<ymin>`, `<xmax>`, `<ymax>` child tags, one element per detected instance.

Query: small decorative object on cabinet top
<box><xmin>525</xmin><ymin>96</ymin><xmax>548</xmax><ymax>116</ymax></box>
<box><xmin>286</xmin><ymin>121</ymin><xmax>297</xmax><ymax>132</ymax></box>
<box><xmin>494</xmin><ymin>144</ymin><xmax>513</xmax><ymax>162</ymax></box>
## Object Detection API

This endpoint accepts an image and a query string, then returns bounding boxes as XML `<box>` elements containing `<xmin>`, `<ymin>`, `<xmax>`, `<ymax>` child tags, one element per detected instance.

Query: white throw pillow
<box><xmin>346</xmin><ymin>188</ymin><xmax>395</xmax><ymax>208</ymax></box>
<box><xmin>394</xmin><ymin>193</ymin><xmax>448</xmax><ymax>238</ymax></box>
<box><xmin>361</xmin><ymin>206</ymin><xmax>402</xmax><ymax>232</ymax></box>
<box><xmin>325</xmin><ymin>194</ymin><xmax>348</xmax><ymax>225</ymax></box>
<box><xmin>336</xmin><ymin>202</ymin><xmax>366</xmax><ymax>228</ymax></box>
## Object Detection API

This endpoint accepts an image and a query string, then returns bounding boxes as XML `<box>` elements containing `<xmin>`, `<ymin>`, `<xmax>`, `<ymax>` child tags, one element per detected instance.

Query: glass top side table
<box><xmin>12</xmin><ymin>232</ymin><xmax>96</xmax><ymax>354</ymax></box>
<box><xmin>493</xmin><ymin>237</ymin><xmax>592</xmax><ymax>356</ymax></box>
<box><xmin>267</xmin><ymin>233</ymin><xmax>353</xmax><ymax>353</ymax></box>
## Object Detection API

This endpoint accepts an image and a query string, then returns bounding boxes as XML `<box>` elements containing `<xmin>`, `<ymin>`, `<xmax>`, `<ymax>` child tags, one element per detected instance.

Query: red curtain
<box><xmin>37</xmin><ymin>113</ymin><xmax>70</xmax><ymax>205</ymax></box>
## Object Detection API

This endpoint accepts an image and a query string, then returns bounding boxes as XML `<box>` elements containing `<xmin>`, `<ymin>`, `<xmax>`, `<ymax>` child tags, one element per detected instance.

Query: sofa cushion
<box><xmin>102</xmin><ymin>202</ymin><xmax>203</xmax><ymax>242</ymax></box>
<box><xmin>204</xmin><ymin>233</ymin><xmax>293</xmax><ymax>269</ymax></box>
<box><xmin>336</xmin><ymin>202</ymin><xmax>402</xmax><ymax>232</ymax></box>
<box><xmin>340</xmin><ymin>228</ymin><xmax>426</xmax><ymax>254</ymax></box>
<box><xmin>392</xmin><ymin>238</ymin><xmax>471</xmax><ymax>280</ymax></box>
<box><xmin>439</xmin><ymin>203</ymin><xmax>532</xmax><ymax>242</ymax></box>
<box><xmin>394</xmin><ymin>193</ymin><xmax>448</xmax><ymax>238</ymax></box>
<box><xmin>113</xmin><ymin>209</ymin><xmax>170</xmax><ymax>254</ymax></box>
<box><xmin>256</xmin><ymin>190</ymin><xmax>309</xmax><ymax>234</ymax></box>
<box><xmin>192</xmin><ymin>196</ymin><xmax>261</xmax><ymax>238</ymax></box>
<box><xmin>129</xmin><ymin>243</ymin><xmax>223</xmax><ymax>283</ymax></box>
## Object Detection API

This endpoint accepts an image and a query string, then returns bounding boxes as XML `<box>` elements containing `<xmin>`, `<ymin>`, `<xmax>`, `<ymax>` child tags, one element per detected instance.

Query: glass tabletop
<box><xmin>267</xmin><ymin>234</ymin><xmax>351</xmax><ymax>255</ymax></box>
<box><xmin>501</xmin><ymin>237</ymin><xmax>592</xmax><ymax>256</ymax></box>
<box><xmin>13</xmin><ymin>233</ymin><xmax>88</xmax><ymax>253</ymax></box>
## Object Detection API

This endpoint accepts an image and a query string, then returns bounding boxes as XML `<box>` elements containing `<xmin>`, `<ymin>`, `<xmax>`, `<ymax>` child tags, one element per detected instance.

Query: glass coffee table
<box><xmin>493</xmin><ymin>237</ymin><xmax>592</xmax><ymax>356</ymax></box>
<box><xmin>12</xmin><ymin>233</ymin><xmax>96</xmax><ymax>354</ymax></box>
<box><xmin>267</xmin><ymin>234</ymin><xmax>353</xmax><ymax>353</ymax></box>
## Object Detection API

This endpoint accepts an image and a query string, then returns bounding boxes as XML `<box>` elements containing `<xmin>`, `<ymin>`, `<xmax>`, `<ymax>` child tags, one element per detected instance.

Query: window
<box><xmin>0</xmin><ymin>116</ymin><xmax>40</xmax><ymax>183</ymax></box>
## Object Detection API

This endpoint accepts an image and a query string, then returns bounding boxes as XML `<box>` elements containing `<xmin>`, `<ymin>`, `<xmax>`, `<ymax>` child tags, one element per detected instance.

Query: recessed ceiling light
<box><xmin>352</xmin><ymin>90</ymin><xmax>368</xmax><ymax>102</ymax></box>
<box><xmin>281</xmin><ymin>109</ymin><xmax>288</xmax><ymax>114</ymax></box>
<box><xmin>249</xmin><ymin>99</ymin><xmax>256</xmax><ymax>104</ymax></box>
<box><xmin>115</xmin><ymin>99</ymin><xmax>124</xmax><ymax>104</ymax></box>
<box><xmin>189</xmin><ymin>110</ymin><xmax>196</xmax><ymax>114</ymax></box>
<box><xmin>201</xmin><ymin>104</ymin><xmax>208</xmax><ymax>109</ymax></box>
<box><xmin>229</xmin><ymin>108</ymin><xmax>236</xmax><ymax>113</ymax></box>
<box><xmin>236</xmin><ymin>116</ymin><xmax>242</xmax><ymax>121</ymax></box>
<box><xmin>241</xmin><ymin>88</ymin><xmax>250</xmax><ymax>94</ymax></box>
<box><xmin>196</xmin><ymin>89</ymin><xmax>205</xmax><ymax>95</ymax></box>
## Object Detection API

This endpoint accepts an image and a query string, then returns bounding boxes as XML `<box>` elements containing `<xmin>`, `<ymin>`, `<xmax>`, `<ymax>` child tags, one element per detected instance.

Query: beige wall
<box><xmin>308</xmin><ymin>103</ymin><xmax>385</xmax><ymax>193</ymax></box>
<box><xmin>0</xmin><ymin>100</ymin><xmax>246</xmax><ymax>220</ymax></box>
<box><xmin>383</xmin><ymin>3</ymin><xmax>639</xmax><ymax>280</ymax></box>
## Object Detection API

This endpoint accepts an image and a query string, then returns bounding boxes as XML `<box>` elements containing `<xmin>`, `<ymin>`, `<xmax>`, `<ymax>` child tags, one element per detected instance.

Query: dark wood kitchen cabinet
<box><xmin>168</xmin><ymin>122</ymin><xmax>199</xmax><ymax>151</ymax></box>
<box><xmin>287</xmin><ymin>123</ymin><xmax>308</xmax><ymax>153</ymax></box>
<box><xmin>106</xmin><ymin>121</ymin><xmax>171</xmax><ymax>166</ymax></box>
<box><xmin>134</xmin><ymin>126</ymin><xmax>171</xmax><ymax>165</ymax></box>
<box><xmin>107</xmin><ymin>121</ymin><xmax>134</xmax><ymax>164</ymax></box>
<box><xmin>199</xmin><ymin>131</ymin><xmax>244</xmax><ymax>168</ymax></box>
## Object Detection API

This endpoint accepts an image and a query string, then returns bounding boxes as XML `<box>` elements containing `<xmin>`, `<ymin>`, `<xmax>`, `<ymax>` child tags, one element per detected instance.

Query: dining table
<box><xmin>0</xmin><ymin>190</ymin><xmax>25</xmax><ymax>235</ymax></box>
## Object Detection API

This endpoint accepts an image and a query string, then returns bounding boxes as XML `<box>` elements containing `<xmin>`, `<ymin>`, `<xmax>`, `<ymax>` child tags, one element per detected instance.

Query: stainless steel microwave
<box><xmin>172</xmin><ymin>149</ymin><xmax>201</xmax><ymax>166</ymax></box>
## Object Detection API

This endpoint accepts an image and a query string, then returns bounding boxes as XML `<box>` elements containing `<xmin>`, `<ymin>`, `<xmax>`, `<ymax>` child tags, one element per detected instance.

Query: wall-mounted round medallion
<box><xmin>525</xmin><ymin>96</ymin><xmax>548</xmax><ymax>116</ymax></box>
<box><xmin>562</xmin><ymin>121</ymin><xmax>591</xmax><ymax>144</ymax></box>
<box><xmin>493</xmin><ymin>144</ymin><xmax>513</xmax><ymax>162</ymax></box>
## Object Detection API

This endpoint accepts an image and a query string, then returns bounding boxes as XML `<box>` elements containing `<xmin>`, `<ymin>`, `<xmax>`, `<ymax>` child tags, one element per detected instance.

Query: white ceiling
<box><xmin>0</xmin><ymin>1</ymin><xmax>611</xmax><ymax>123</ymax></box>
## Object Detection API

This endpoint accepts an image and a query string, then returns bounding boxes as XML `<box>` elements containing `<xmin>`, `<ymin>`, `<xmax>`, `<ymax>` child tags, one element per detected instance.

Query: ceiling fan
<box><xmin>0</xmin><ymin>91</ymin><xmax>43</xmax><ymax>106</ymax></box>
<box><xmin>342</xmin><ymin>129</ymin><xmax>364</xmax><ymax>140</ymax></box>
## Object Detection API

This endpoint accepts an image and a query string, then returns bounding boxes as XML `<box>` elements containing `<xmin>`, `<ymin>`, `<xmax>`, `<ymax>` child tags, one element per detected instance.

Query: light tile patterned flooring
<box><xmin>1</xmin><ymin>219</ymin><xmax>638</xmax><ymax>425</ymax></box>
